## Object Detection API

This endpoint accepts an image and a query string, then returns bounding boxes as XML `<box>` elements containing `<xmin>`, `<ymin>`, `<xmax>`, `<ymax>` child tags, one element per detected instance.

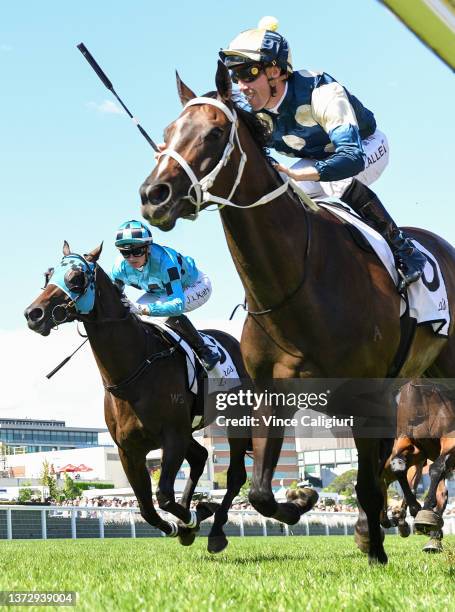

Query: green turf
<box><xmin>0</xmin><ymin>536</ymin><xmax>454</xmax><ymax>611</ymax></box>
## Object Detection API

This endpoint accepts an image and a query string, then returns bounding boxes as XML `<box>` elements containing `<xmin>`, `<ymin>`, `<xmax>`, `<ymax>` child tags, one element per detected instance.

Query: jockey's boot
<box><xmin>341</xmin><ymin>179</ymin><xmax>427</xmax><ymax>292</ymax></box>
<box><xmin>165</xmin><ymin>314</ymin><xmax>220</xmax><ymax>371</ymax></box>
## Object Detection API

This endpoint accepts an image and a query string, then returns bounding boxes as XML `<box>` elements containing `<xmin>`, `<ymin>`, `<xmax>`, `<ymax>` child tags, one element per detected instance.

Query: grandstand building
<box><xmin>0</xmin><ymin>418</ymin><xmax>106</xmax><ymax>454</ymax></box>
<box><xmin>204</xmin><ymin>434</ymin><xmax>300</xmax><ymax>488</ymax></box>
<box><xmin>296</xmin><ymin>437</ymin><xmax>358</xmax><ymax>488</ymax></box>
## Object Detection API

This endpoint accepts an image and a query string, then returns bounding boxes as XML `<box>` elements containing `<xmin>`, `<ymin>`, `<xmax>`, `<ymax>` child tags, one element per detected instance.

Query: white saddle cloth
<box><xmin>138</xmin><ymin>316</ymin><xmax>240</xmax><ymax>393</ymax></box>
<box><xmin>319</xmin><ymin>200</ymin><xmax>450</xmax><ymax>337</ymax></box>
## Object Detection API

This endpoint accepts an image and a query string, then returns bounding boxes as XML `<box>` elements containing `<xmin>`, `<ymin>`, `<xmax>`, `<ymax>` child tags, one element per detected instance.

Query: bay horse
<box><xmin>139</xmin><ymin>61</ymin><xmax>455</xmax><ymax>564</ymax></box>
<box><xmin>382</xmin><ymin>379</ymin><xmax>455</xmax><ymax>552</ymax></box>
<box><xmin>24</xmin><ymin>242</ymin><xmax>249</xmax><ymax>552</ymax></box>
<box><xmin>381</xmin><ymin>459</ymin><xmax>448</xmax><ymax>553</ymax></box>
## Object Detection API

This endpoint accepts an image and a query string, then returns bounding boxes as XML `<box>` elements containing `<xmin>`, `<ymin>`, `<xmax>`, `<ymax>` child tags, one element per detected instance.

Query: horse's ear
<box><xmin>63</xmin><ymin>241</ymin><xmax>71</xmax><ymax>256</ymax></box>
<box><xmin>176</xmin><ymin>71</ymin><xmax>196</xmax><ymax>106</ymax></box>
<box><xmin>215</xmin><ymin>60</ymin><xmax>232</xmax><ymax>102</ymax></box>
<box><xmin>85</xmin><ymin>242</ymin><xmax>103</xmax><ymax>263</ymax></box>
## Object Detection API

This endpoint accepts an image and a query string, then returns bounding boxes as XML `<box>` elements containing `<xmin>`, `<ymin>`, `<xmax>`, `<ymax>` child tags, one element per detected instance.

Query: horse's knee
<box><xmin>249</xmin><ymin>487</ymin><xmax>276</xmax><ymax>516</ymax></box>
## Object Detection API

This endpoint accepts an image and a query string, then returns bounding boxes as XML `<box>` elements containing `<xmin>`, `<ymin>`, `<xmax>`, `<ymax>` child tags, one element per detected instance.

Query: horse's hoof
<box><xmin>354</xmin><ymin>529</ymin><xmax>370</xmax><ymax>554</ymax></box>
<box><xmin>276</xmin><ymin>487</ymin><xmax>318</xmax><ymax>524</ymax></box>
<box><xmin>207</xmin><ymin>535</ymin><xmax>229</xmax><ymax>554</ymax></box>
<box><xmin>178</xmin><ymin>526</ymin><xmax>198</xmax><ymax>547</ymax></box>
<box><xmin>422</xmin><ymin>538</ymin><xmax>443</xmax><ymax>554</ymax></box>
<box><xmin>196</xmin><ymin>501</ymin><xmax>220</xmax><ymax>523</ymax></box>
<box><xmin>380</xmin><ymin>517</ymin><xmax>393</xmax><ymax>529</ymax></box>
<box><xmin>414</xmin><ymin>509</ymin><xmax>443</xmax><ymax>533</ymax></box>
<box><xmin>368</xmin><ymin>550</ymin><xmax>388</xmax><ymax>565</ymax></box>
<box><xmin>398</xmin><ymin>521</ymin><xmax>411</xmax><ymax>538</ymax></box>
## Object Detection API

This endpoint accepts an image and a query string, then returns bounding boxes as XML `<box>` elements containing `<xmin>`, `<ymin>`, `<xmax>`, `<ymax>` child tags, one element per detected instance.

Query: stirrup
<box><xmin>396</xmin><ymin>267</ymin><xmax>422</xmax><ymax>293</ymax></box>
<box><xmin>199</xmin><ymin>348</ymin><xmax>220</xmax><ymax>371</ymax></box>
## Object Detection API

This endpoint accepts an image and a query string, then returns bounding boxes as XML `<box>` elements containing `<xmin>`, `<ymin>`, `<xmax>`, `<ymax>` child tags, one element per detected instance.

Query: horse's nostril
<box><xmin>26</xmin><ymin>307</ymin><xmax>44</xmax><ymax>323</ymax></box>
<box><xmin>146</xmin><ymin>183</ymin><xmax>171</xmax><ymax>206</ymax></box>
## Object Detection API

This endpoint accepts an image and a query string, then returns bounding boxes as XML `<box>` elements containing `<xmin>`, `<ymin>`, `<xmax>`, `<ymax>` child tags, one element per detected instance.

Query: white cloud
<box><xmin>1</xmin><ymin>319</ymin><xmax>243</xmax><ymax>429</ymax></box>
<box><xmin>85</xmin><ymin>100</ymin><xmax>124</xmax><ymax>115</ymax></box>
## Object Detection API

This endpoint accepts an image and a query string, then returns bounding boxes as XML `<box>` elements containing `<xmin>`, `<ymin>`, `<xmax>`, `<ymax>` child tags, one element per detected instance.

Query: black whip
<box><xmin>46</xmin><ymin>338</ymin><xmax>89</xmax><ymax>379</ymax></box>
<box><xmin>77</xmin><ymin>42</ymin><xmax>159</xmax><ymax>152</ymax></box>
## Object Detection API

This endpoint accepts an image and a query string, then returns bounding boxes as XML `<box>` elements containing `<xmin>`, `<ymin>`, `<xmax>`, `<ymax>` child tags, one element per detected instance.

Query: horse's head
<box><xmin>140</xmin><ymin>61</ymin><xmax>240</xmax><ymax>230</ymax></box>
<box><xmin>24</xmin><ymin>241</ymin><xmax>102</xmax><ymax>335</ymax></box>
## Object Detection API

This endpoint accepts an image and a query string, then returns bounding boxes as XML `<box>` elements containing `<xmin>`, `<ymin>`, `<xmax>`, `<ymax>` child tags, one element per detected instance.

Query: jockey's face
<box><xmin>236</xmin><ymin>65</ymin><xmax>283</xmax><ymax>111</ymax></box>
<box><xmin>127</xmin><ymin>253</ymin><xmax>147</xmax><ymax>269</ymax></box>
<box><xmin>119</xmin><ymin>246</ymin><xmax>148</xmax><ymax>269</ymax></box>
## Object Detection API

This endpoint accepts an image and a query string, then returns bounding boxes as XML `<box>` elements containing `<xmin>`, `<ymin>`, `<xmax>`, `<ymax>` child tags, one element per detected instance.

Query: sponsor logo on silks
<box><xmin>364</xmin><ymin>140</ymin><xmax>388</xmax><ymax>169</ymax></box>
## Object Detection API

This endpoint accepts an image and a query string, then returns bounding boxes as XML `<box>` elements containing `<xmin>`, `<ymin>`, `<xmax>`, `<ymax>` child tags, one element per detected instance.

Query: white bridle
<box><xmin>157</xmin><ymin>96</ymin><xmax>318</xmax><ymax>220</ymax></box>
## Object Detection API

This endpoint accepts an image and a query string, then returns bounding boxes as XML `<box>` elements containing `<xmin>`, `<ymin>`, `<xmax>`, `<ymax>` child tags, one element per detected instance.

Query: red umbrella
<box><xmin>75</xmin><ymin>464</ymin><xmax>93</xmax><ymax>472</ymax></box>
<box><xmin>56</xmin><ymin>464</ymin><xmax>79</xmax><ymax>473</ymax></box>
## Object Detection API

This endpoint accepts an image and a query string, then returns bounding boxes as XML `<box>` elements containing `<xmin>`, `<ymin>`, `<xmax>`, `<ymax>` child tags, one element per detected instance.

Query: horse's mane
<box><xmin>203</xmin><ymin>91</ymin><xmax>271</xmax><ymax>156</ymax></box>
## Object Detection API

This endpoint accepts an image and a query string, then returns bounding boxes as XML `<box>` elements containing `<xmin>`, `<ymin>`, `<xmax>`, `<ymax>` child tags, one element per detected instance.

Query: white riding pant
<box><xmin>136</xmin><ymin>271</ymin><xmax>212</xmax><ymax>313</ymax></box>
<box><xmin>289</xmin><ymin>129</ymin><xmax>390</xmax><ymax>199</ymax></box>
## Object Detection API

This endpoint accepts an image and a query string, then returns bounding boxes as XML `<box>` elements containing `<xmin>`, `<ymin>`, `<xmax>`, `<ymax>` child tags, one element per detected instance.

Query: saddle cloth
<box><xmin>138</xmin><ymin>316</ymin><xmax>240</xmax><ymax>394</ymax></box>
<box><xmin>319</xmin><ymin>200</ymin><xmax>450</xmax><ymax>337</ymax></box>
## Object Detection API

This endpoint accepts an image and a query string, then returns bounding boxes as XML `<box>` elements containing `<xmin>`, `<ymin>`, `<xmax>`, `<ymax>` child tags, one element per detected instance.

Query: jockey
<box><xmin>111</xmin><ymin>220</ymin><xmax>220</xmax><ymax>371</ymax></box>
<box><xmin>219</xmin><ymin>17</ymin><xmax>426</xmax><ymax>292</ymax></box>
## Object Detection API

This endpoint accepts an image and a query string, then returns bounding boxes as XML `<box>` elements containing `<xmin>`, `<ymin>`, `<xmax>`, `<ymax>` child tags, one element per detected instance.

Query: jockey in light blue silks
<box><xmin>111</xmin><ymin>219</ymin><xmax>220</xmax><ymax>371</ymax></box>
<box><xmin>219</xmin><ymin>17</ymin><xmax>426</xmax><ymax>292</ymax></box>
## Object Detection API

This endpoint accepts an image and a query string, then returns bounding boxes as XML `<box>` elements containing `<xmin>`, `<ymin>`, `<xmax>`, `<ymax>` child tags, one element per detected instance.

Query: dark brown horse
<box><xmin>24</xmin><ymin>242</ymin><xmax>249</xmax><ymax>552</ymax></box>
<box><xmin>139</xmin><ymin>61</ymin><xmax>455</xmax><ymax>564</ymax></box>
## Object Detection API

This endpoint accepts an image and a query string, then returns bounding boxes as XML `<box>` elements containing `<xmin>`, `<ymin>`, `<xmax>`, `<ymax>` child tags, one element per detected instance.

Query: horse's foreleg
<box><xmin>396</xmin><ymin>462</ymin><xmax>422</xmax><ymax>518</ymax></box>
<box><xmin>117</xmin><ymin>447</ymin><xmax>180</xmax><ymax>537</ymax></box>
<box><xmin>248</xmin><ymin>430</ymin><xmax>282</xmax><ymax>517</ymax></box>
<box><xmin>415</xmin><ymin>443</ymin><xmax>454</xmax><ymax>533</ymax></box>
<box><xmin>208</xmin><ymin>437</ymin><xmax>248</xmax><ymax>554</ymax></box>
<box><xmin>249</xmin><ymin>435</ymin><xmax>317</xmax><ymax>524</ymax></box>
<box><xmin>157</xmin><ymin>433</ymin><xmax>218</xmax><ymax>532</ymax></box>
<box><xmin>179</xmin><ymin>437</ymin><xmax>208</xmax><ymax>510</ymax></box>
<box><xmin>354</xmin><ymin>438</ymin><xmax>388</xmax><ymax>564</ymax></box>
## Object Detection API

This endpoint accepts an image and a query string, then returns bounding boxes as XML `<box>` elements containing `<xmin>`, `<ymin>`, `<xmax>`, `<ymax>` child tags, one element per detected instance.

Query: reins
<box><xmin>160</xmin><ymin>96</ymin><xmax>316</xmax><ymax>316</ymax></box>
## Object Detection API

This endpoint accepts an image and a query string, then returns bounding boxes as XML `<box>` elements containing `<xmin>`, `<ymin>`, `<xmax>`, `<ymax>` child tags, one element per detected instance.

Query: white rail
<box><xmin>0</xmin><ymin>505</ymin><xmax>454</xmax><ymax>540</ymax></box>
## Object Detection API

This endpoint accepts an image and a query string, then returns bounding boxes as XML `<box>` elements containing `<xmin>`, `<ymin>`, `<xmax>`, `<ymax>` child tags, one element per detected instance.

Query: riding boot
<box><xmin>165</xmin><ymin>314</ymin><xmax>220</xmax><ymax>371</ymax></box>
<box><xmin>341</xmin><ymin>179</ymin><xmax>427</xmax><ymax>292</ymax></box>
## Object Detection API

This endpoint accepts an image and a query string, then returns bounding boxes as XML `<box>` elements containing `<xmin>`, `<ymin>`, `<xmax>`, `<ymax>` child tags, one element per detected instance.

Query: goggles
<box><xmin>231</xmin><ymin>63</ymin><xmax>264</xmax><ymax>84</ymax></box>
<box><xmin>119</xmin><ymin>246</ymin><xmax>148</xmax><ymax>259</ymax></box>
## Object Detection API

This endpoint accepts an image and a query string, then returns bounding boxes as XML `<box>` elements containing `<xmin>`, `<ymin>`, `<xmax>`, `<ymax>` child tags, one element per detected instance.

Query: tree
<box><xmin>18</xmin><ymin>483</ymin><xmax>33</xmax><ymax>503</ymax></box>
<box><xmin>237</xmin><ymin>477</ymin><xmax>252</xmax><ymax>501</ymax></box>
<box><xmin>214</xmin><ymin>469</ymin><xmax>228</xmax><ymax>489</ymax></box>
<box><xmin>324</xmin><ymin>469</ymin><xmax>358</xmax><ymax>497</ymax></box>
<box><xmin>151</xmin><ymin>468</ymin><xmax>161</xmax><ymax>487</ymax></box>
<box><xmin>40</xmin><ymin>460</ymin><xmax>59</xmax><ymax>500</ymax></box>
<box><xmin>63</xmin><ymin>474</ymin><xmax>80</xmax><ymax>500</ymax></box>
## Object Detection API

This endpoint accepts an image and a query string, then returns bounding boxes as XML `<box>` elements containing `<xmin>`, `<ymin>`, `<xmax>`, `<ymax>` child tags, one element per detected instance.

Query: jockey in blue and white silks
<box><xmin>219</xmin><ymin>16</ymin><xmax>426</xmax><ymax>293</ymax></box>
<box><xmin>111</xmin><ymin>220</ymin><xmax>220</xmax><ymax>370</ymax></box>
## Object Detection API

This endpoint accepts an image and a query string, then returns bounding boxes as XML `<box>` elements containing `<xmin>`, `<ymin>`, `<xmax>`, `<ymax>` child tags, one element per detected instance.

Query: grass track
<box><xmin>0</xmin><ymin>535</ymin><xmax>454</xmax><ymax>611</ymax></box>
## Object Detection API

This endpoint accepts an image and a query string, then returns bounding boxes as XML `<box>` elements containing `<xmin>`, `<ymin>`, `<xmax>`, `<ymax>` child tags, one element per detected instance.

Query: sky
<box><xmin>1</xmin><ymin>0</ymin><xmax>454</xmax><ymax>427</ymax></box>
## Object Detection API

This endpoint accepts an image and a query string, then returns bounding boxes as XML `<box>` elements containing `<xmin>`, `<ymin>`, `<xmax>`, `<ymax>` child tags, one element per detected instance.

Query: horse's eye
<box><xmin>65</xmin><ymin>271</ymin><xmax>86</xmax><ymax>294</ymax></box>
<box><xmin>207</xmin><ymin>127</ymin><xmax>224</xmax><ymax>140</ymax></box>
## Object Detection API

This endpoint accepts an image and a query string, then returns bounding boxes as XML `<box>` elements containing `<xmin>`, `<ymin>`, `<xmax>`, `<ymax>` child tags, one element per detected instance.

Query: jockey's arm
<box><xmin>277</xmin><ymin>81</ymin><xmax>366</xmax><ymax>183</ymax></box>
<box><xmin>310</xmin><ymin>81</ymin><xmax>365</xmax><ymax>181</ymax></box>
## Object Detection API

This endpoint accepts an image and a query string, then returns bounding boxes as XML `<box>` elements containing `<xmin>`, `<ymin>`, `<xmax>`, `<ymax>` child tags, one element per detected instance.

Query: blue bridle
<box><xmin>49</xmin><ymin>254</ymin><xmax>96</xmax><ymax>314</ymax></box>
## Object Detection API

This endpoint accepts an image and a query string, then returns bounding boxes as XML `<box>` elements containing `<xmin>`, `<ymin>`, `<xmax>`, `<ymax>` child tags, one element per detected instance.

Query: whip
<box><xmin>77</xmin><ymin>42</ymin><xmax>159</xmax><ymax>152</ymax></box>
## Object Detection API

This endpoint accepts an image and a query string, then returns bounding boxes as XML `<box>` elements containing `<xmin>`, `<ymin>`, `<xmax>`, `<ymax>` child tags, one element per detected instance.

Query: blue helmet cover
<box><xmin>49</xmin><ymin>254</ymin><xmax>96</xmax><ymax>314</ymax></box>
